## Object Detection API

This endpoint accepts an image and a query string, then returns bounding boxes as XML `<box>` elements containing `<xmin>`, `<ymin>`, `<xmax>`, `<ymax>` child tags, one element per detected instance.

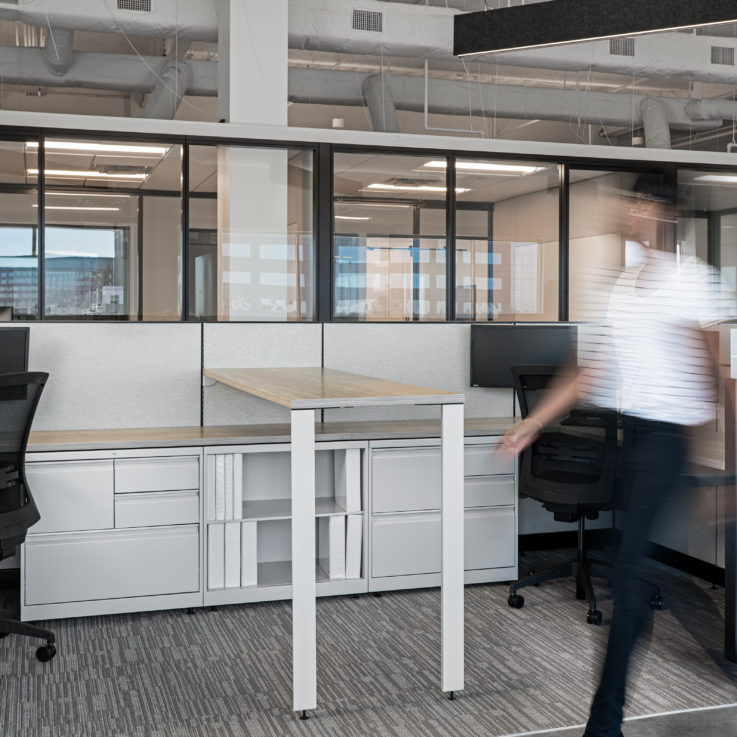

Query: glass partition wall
<box><xmin>333</xmin><ymin>152</ymin><xmax>447</xmax><ymax>321</ymax></box>
<box><xmin>188</xmin><ymin>145</ymin><xmax>314</xmax><ymax>321</ymax></box>
<box><xmin>39</xmin><ymin>138</ymin><xmax>183</xmax><ymax>320</ymax></box>
<box><xmin>3</xmin><ymin>130</ymin><xmax>737</xmax><ymax>323</ymax></box>
<box><xmin>454</xmin><ymin>159</ymin><xmax>559</xmax><ymax>322</ymax></box>
<box><xmin>0</xmin><ymin>139</ymin><xmax>39</xmax><ymax>320</ymax></box>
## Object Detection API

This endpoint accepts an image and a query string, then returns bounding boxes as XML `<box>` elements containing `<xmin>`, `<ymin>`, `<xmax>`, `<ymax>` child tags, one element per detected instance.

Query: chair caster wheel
<box><xmin>649</xmin><ymin>595</ymin><xmax>663</xmax><ymax>610</ymax></box>
<box><xmin>587</xmin><ymin>610</ymin><xmax>602</xmax><ymax>625</ymax></box>
<box><xmin>508</xmin><ymin>593</ymin><xmax>524</xmax><ymax>609</ymax></box>
<box><xmin>36</xmin><ymin>643</ymin><xmax>56</xmax><ymax>662</ymax></box>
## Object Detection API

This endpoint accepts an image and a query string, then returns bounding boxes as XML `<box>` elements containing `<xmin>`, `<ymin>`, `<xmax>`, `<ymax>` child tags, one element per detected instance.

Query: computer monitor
<box><xmin>0</xmin><ymin>327</ymin><xmax>29</xmax><ymax>375</ymax></box>
<box><xmin>470</xmin><ymin>324</ymin><xmax>577</xmax><ymax>388</ymax></box>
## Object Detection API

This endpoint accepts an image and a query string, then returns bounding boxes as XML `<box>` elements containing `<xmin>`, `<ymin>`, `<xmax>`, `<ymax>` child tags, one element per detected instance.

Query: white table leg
<box><xmin>291</xmin><ymin>409</ymin><xmax>316</xmax><ymax>715</ymax></box>
<box><xmin>441</xmin><ymin>402</ymin><xmax>464</xmax><ymax>694</ymax></box>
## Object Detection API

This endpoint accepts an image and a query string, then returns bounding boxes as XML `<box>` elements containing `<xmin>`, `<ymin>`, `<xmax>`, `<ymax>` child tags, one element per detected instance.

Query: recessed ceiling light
<box><xmin>693</xmin><ymin>174</ymin><xmax>737</xmax><ymax>184</ymax></box>
<box><xmin>423</xmin><ymin>160</ymin><xmax>544</xmax><ymax>175</ymax></box>
<box><xmin>27</xmin><ymin>168</ymin><xmax>147</xmax><ymax>180</ymax></box>
<box><xmin>366</xmin><ymin>183</ymin><xmax>470</xmax><ymax>193</ymax></box>
<box><xmin>32</xmin><ymin>204</ymin><xmax>120</xmax><ymax>212</ymax></box>
<box><xmin>26</xmin><ymin>141</ymin><xmax>169</xmax><ymax>156</ymax></box>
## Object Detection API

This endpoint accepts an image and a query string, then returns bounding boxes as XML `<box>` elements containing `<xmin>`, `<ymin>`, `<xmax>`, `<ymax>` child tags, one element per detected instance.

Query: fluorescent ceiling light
<box><xmin>367</xmin><ymin>183</ymin><xmax>470</xmax><ymax>193</ymax></box>
<box><xmin>32</xmin><ymin>204</ymin><xmax>120</xmax><ymax>212</ymax></box>
<box><xmin>335</xmin><ymin>215</ymin><xmax>372</xmax><ymax>221</ymax></box>
<box><xmin>343</xmin><ymin>203</ymin><xmax>412</xmax><ymax>209</ymax></box>
<box><xmin>423</xmin><ymin>160</ymin><xmax>544</xmax><ymax>174</ymax></box>
<box><xmin>27</xmin><ymin>168</ymin><xmax>147</xmax><ymax>181</ymax></box>
<box><xmin>692</xmin><ymin>174</ymin><xmax>737</xmax><ymax>184</ymax></box>
<box><xmin>26</xmin><ymin>141</ymin><xmax>169</xmax><ymax>156</ymax></box>
<box><xmin>47</xmin><ymin>191</ymin><xmax>132</xmax><ymax>198</ymax></box>
<box><xmin>454</xmin><ymin>0</ymin><xmax>737</xmax><ymax>56</ymax></box>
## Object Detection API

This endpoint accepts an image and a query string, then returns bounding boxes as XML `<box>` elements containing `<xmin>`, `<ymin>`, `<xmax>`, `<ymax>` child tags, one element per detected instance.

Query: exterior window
<box><xmin>333</xmin><ymin>152</ymin><xmax>447</xmax><ymax>321</ymax></box>
<box><xmin>188</xmin><ymin>145</ymin><xmax>314</xmax><ymax>321</ymax></box>
<box><xmin>454</xmin><ymin>159</ymin><xmax>559</xmax><ymax>321</ymax></box>
<box><xmin>0</xmin><ymin>141</ymin><xmax>38</xmax><ymax>319</ymax></box>
<box><xmin>41</xmin><ymin>138</ymin><xmax>182</xmax><ymax>320</ymax></box>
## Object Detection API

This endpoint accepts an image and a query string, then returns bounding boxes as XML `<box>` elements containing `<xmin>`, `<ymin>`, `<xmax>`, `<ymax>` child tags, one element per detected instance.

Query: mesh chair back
<box><xmin>511</xmin><ymin>365</ymin><xmax>618</xmax><ymax>514</ymax></box>
<box><xmin>0</xmin><ymin>372</ymin><xmax>48</xmax><ymax>559</ymax></box>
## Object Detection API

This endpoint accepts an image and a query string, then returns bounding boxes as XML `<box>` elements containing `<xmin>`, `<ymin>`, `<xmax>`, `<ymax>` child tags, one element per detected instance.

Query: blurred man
<box><xmin>502</xmin><ymin>174</ymin><xmax>736</xmax><ymax>737</ymax></box>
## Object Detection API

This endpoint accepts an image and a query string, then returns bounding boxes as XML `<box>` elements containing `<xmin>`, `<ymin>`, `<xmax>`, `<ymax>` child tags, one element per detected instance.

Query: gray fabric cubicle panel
<box><xmin>322</xmin><ymin>323</ymin><xmax>512</xmax><ymax>422</ymax></box>
<box><xmin>25</xmin><ymin>323</ymin><xmax>201</xmax><ymax>431</ymax></box>
<box><xmin>202</xmin><ymin>323</ymin><xmax>322</xmax><ymax>426</ymax></box>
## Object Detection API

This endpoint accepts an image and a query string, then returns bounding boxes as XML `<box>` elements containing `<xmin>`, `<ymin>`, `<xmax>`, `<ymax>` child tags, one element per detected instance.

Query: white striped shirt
<box><xmin>577</xmin><ymin>252</ymin><xmax>737</xmax><ymax>425</ymax></box>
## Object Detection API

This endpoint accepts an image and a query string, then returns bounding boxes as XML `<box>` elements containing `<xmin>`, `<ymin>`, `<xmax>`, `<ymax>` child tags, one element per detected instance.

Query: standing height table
<box><xmin>202</xmin><ymin>367</ymin><xmax>466</xmax><ymax>716</ymax></box>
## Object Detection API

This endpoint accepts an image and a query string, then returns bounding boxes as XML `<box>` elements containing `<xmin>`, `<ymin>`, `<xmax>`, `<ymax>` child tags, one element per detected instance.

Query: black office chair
<box><xmin>507</xmin><ymin>365</ymin><xmax>626</xmax><ymax>625</ymax></box>
<box><xmin>0</xmin><ymin>372</ymin><xmax>56</xmax><ymax>661</ymax></box>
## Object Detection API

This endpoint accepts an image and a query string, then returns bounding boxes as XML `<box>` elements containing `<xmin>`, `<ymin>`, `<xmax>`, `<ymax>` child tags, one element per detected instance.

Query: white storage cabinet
<box><xmin>21</xmin><ymin>447</ymin><xmax>202</xmax><ymax>622</ymax></box>
<box><xmin>369</xmin><ymin>436</ymin><xmax>517</xmax><ymax>591</ymax></box>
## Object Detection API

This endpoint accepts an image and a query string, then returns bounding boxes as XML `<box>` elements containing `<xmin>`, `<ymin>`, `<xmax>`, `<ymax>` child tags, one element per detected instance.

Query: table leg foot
<box><xmin>300</xmin><ymin>710</ymin><xmax>310</xmax><ymax>721</ymax></box>
<box><xmin>448</xmin><ymin>691</ymin><xmax>455</xmax><ymax>701</ymax></box>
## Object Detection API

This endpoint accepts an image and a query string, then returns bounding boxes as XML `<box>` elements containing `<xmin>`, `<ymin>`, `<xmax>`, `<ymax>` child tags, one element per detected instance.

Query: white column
<box><xmin>290</xmin><ymin>408</ymin><xmax>317</xmax><ymax>714</ymax></box>
<box><xmin>441</xmin><ymin>402</ymin><xmax>464</xmax><ymax>694</ymax></box>
<box><xmin>216</xmin><ymin>0</ymin><xmax>288</xmax><ymax>125</ymax></box>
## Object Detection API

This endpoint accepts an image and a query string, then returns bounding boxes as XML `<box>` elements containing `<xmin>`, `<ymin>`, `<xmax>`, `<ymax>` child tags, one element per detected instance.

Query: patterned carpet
<box><xmin>1</xmin><ymin>557</ymin><xmax>736</xmax><ymax>737</ymax></box>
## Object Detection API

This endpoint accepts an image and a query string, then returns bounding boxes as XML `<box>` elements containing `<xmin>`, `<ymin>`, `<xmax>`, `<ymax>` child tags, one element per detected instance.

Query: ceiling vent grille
<box><xmin>352</xmin><ymin>9</ymin><xmax>383</xmax><ymax>33</ymax></box>
<box><xmin>711</xmin><ymin>46</ymin><xmax>735</xmax><ymax>65</ymax></box>
<box><xmin>117</xmin><ymin>0</ymin><xmax>152</xmax><ymax>11</ymax></box>
<box><xmin>609</xmin><ymin>37</ymin><xmax>635</xmax><ymax>56</ymax></box>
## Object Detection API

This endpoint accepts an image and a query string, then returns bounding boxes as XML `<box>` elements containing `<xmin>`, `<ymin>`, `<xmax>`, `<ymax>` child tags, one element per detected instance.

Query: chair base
<box><xmin>0</xmin><ymin>612</ymin><xmax>54</xmax><ymax>645</ymax></box>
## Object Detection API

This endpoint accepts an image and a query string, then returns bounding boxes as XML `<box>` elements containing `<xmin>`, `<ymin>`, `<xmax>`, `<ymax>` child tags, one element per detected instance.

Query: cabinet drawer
<box><xmin>24</xmin><ymin>525</ymin><xmax>199</xmax><ymax>605</ymax></box>
<box><xmin>115</xmin><ymin>457</ymin><xmax>200</xmax><ymax>494</ymax></box>
<box><xmin>115</xmin><ymin>490</ymin><xmax>199</xmax><ymax>528</ymax></box>
<box><xmin>26</xmin><ymin>460</ymin><xmax>114</xmax><ymax>534</ymax></box>
<box><xmin>465</xmin><ymin>475</ymin><xmax>515</xmax><ymax>508</ymax></box>
<box><xmin>371</xmin><ymin>507</ymin><xmax>516</xmax><ymax>578</ymax></box>
<box><xmin>372</xmin><ymin>448</ymin><xmax>441</xmax><ymax>513</ymax></box>
<box><xmin>464</xmin><ymin>443</ymin><xmax>514</xmax><ymax>476</ymax></box>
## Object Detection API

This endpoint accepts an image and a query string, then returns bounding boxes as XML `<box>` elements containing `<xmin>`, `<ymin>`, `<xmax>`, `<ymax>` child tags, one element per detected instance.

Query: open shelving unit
<box><xmin>204</xmin><ymin>442</ymin><xmax>366</xmax><ymax>604</ymax></box>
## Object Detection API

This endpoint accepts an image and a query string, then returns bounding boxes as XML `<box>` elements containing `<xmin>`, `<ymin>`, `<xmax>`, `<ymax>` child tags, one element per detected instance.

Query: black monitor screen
<box><xmin>470</xmin><ymin>324</ymin><xmax>577</xmax><ymax>388</ymax></box>
<box><xmin>0</xmin><ymin>327</ymin><xmax>29</xmax><ymax>375</ymax></box>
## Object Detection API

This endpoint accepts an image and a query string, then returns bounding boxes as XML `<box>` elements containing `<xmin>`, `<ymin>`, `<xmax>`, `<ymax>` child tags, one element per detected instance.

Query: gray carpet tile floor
<box><xmin>1</xmin><ymin>556</ymin><xmax>736</xmax><ymax>737</ymax></box>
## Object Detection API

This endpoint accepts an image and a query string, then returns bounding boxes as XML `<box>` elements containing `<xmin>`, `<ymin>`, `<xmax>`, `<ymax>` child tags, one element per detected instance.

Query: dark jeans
<box><xmin>584</xmin><ymin>415</ymin><xmax>688</xmax><ymax>737</ymax></box>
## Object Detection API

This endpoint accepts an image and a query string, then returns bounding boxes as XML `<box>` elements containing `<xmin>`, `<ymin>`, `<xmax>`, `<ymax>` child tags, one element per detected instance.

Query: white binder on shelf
<box><xmin>224</xmin><ymin>521</ymin><xmax>241</xmax><ymax>589</ymax></box>
<box><xmin>215</xmin><ymin>455</ymin><xmax>226</xmax><ymax>521</ymax></box>
<box><xmin>233</xmin><ymin>454</ymin><xmax>243</xmax><ymax>520</ymax></box>
<box><xmin>225</xmin><ymin>455</ymin><xmax>234</xmax><ymax>520</ymax></box>
<box><xmin>206</xmin><ymin>455</ymin><xmax>217</xmax><ymax>521</ymax></box>
<box><xmin>327</xmin><ymin>515</ymin><xmax>346</xmax><ymax>580</ymax></box>
<box><xmin>334</xmin><ymin>448</ymin><xmax>361</xmax><ymax>513</ymax></box>
<box><xmin>208</xmin><ymin>524</ymin><xmax>225</xmax><ymax>590</ymax></box>
<box><xmin>241</xmin><ymin>520</ymin><xmax>258</xmax><ymax>587</ymax></box>
<box><xmin>345</xmin><ymin>514</ymin><xmax>362</xmax><ymax>579</ymax></box>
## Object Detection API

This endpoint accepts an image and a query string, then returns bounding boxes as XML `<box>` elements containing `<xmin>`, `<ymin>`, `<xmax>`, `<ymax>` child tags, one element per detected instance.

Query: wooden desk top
<box><xmin>27</xmin><ymin>417</ymin><xmax>513</xmax><ymax>453</ymax></box>
<box><xmin>202</xmin><ymin>367</ymin><xmax>465</xmax><ymax>410</ymax></box>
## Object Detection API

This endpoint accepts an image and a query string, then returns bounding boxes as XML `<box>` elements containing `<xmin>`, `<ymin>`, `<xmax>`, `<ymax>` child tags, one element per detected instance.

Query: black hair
<box><xmin>632</xmin><ymin>173</ymin><xmax>677</xmax><ymax>205</ymax></box>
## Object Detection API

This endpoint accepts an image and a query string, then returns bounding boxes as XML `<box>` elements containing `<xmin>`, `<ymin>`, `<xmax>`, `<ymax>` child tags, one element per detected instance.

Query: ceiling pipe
<box><xmin>288</xmin><ymin>68</ymin><xmax>723</xmax><ymax>132</ymax></box>
<box><xmin>362</xmin><ymin>73</ymin><xmax>401</xmax><ymax>133</ymax></box>
<box><xmin>43</xmin><ymin>28</ymin><xmax>74</xmax><ymax>75</ymax></box>
<box><xmin>640</xmin><ymin>97</ymin><xmax>672</xmax><ymax>149</ymax></box>
<box><xmin>141</xmin><ymin>60</ymin><xmax>190</xmax><ymax>119</ymax></box>
<box><xmin>0</xmin><ymin>45</ymin><xmax>214</xmax><ymax>95</ymax></box>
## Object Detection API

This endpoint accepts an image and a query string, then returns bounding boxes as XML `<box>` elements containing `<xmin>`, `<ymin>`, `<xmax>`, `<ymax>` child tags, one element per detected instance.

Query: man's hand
<box><xmin>500</xmin><ymin>417</ymin><xmax>543</xmax><ymax>459</ymax></box>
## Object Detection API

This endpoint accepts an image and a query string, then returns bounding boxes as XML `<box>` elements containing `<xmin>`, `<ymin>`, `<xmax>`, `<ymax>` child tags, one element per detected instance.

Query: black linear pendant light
<box><xmin>454</xmin><ymin>0</ymin><xmax>737</xmax><ymax>56</ymax></box>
